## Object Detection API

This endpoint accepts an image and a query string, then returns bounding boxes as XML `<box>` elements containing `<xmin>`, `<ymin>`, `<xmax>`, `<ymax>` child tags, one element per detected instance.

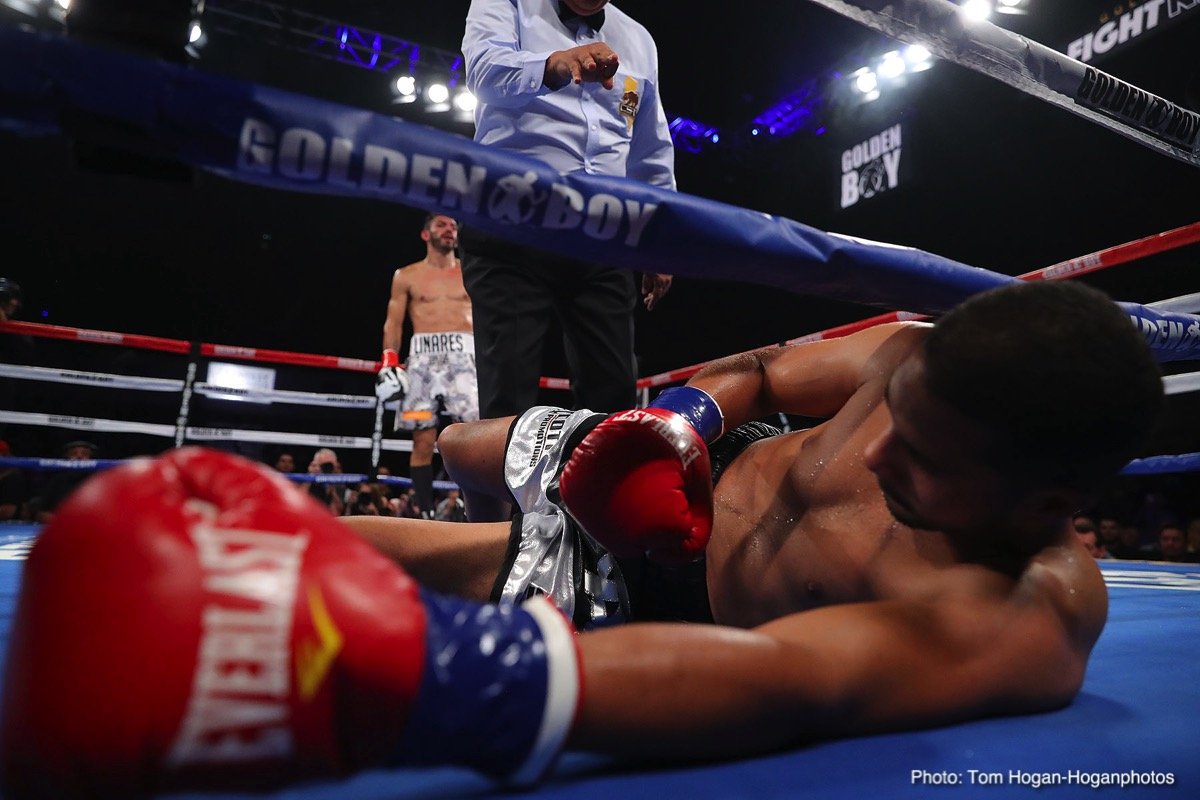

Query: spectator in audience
<box><xmin>1143</xmin><ymin>522</ymin><xmax>1199</xmax><ymax>563</ymax></box>
<box><xmin>1108</xmin><ymin>524</ymin><xmax>1147</xmax><ymax>559</ymax></box>
<box><xmin>273</xmin><ymin>452</ymin><xmax>296</xmax><ymax>473</ymax></box>
<box><xmin>0</xmin><ymin>279</ymin><xmax>34</xmax><ymax>440</ymax></box>
<box><xmin>388</xmin><ymin>493</ymin><xmax>411</xmax><ymax>518</ymax></box>
<box><xmin>1186</xmin><ymin>517</ymin><xmax>1200</xmax><ymax>557</ymax></box>
<box><xmin>0</xmin><ymin>440</ymin><xmax>29</xmax><ymax>522</ymax></box>
<box><xmin>435</xmin><ymin>487</ymin><xmax>468</xmax><ymax>522</ymax></box>
<box><xmin>1096</xmin><ymin>515</ymin><xmax>1123</xmax><ymax>553</ymax></box>
<box><xmin>306</xmin><ymin>447</ymin><xmax>345</xmax><ymax>516</ymax></box>
<box><xmin>32</xmin><ymin>440</ymin><xmax>98</xmax><ymax>524</ymax></box>
<box><xmin>0</xmin><ymin>278</ymin><xmax>21</xmax><ymax>323</ymax></box>
<box><xmin>349</xmin><ymin>481</ymin><xmax>394</xmax><ymax>517</ymax></box>
<box><xmin>1074</xmin><ymin>528</ymin><xmax>1109</xmax><ymax>559</ymax></box>
<box><xmin>1071</xmin><ymin>514</ymin><xmax>1096</xmax><ymax>533</ymax></box>
<box><xmin>372</xmin><ymin>466</ymin><xmax>397</xmax><ymax>504</ymax></box>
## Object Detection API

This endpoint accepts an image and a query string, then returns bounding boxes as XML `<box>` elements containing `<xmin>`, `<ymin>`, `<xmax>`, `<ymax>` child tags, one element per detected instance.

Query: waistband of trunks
<box><xmin>410</xmin><ymin>332</ymin><xmax>474</xmax><ymax>357</ymax></box>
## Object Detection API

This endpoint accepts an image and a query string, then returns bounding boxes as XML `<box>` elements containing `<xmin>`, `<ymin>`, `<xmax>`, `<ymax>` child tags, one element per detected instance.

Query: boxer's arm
<box><xmin>382</xmin><ymin>267</ymin><xmax>410</xmax><ymax>355</ymax></box>
<box><xmin>688</xmin><ymin>322</ymin><xmax>928</xmax><ymax>428</ymax></box>
<box><xmin>0</xmin><ymin>448</ymin><xmax>579</xmax><ymax>796</ymax></box>
<box><xmin>376</xmin><ymin>268</ymin><xmax>413</xmax><ymax>401</ymax></box>
<box><xmin>570</xmin><ymin>594</ymin><xmax>1085</xmax><ymax>760</ymax></box>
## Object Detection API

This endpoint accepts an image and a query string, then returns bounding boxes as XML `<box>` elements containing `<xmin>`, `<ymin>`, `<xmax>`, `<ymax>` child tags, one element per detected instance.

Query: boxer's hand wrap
<box><xmin>560</xmin><ymin>407</ymin><xmax>714</xmax><ymax>566</ymax></box>
<box><xmin>375</xmin><ymin>349</ymin><xmax>409</xmax><ymax>402</ymax></box>
<box><xmin>0</xmin><ymin>448</ymin><xmax>580</xmax><ymax>798</ymax></box>
<box><xmin>399</xmin><ymin>592</ymin><xmax>581</xmax><ymax>785</ymax></box>
<box><xmin>648</xmin><ymin>385</ymin><xmax>725</xmax><ymax>444</ymax></box>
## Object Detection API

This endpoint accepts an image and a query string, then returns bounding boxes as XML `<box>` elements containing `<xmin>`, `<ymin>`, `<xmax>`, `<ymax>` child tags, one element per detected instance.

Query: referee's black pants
<box><xmin>460</xmin><ymin>227</ymin><xmax>638</xmax><ymax>419</ymax></box>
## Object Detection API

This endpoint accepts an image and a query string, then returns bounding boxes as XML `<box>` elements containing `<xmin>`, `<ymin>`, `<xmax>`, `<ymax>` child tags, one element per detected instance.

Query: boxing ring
<box><xmin>2</xmin><ymin>0</ymin><xmax>1200</xmax><ymax>796</ymax></box>
<box><xmin>0</xmin><ymin>524</ymin><xmax>1196</xmax><ymax>799</ymax></box>
<box><xmin>3</xmin><ymin>219</ymin><xmax>1199</xmax><ymax>485</ymax></box>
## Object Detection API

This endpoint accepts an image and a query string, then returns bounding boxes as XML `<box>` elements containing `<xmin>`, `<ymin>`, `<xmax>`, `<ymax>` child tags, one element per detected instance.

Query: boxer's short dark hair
<box><xmin>923</xmin><ymin>281</ymin><xmax>1163</xmax><ymax>490</ymax></box>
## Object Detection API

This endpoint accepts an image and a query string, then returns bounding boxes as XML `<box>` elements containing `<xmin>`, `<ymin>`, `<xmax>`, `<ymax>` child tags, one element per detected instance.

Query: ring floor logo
<box><xmin>1102</xmin><ymin>567</ymin><xmax>1200</xmax><ymax>591</ymax></box>
<box><xmin>0</xmin><ymin>537</ymin><xmax>35</xmax><ymax>561</ymax></box>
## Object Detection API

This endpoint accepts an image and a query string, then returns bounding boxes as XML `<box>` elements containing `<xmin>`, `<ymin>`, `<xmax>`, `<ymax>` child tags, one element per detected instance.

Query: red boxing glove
<box><xmin>0</xmin><ymin>448</ymin><xmax>580</xmax><ymax>798</ymax></box>
<box><xmin>560</xmin><ymin>407</ymin><xmax>713</xmax><ymax>565</ymax></box>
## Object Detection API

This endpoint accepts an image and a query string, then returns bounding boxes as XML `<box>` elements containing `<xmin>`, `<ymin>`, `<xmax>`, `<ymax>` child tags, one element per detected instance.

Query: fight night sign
<box><xmin>838</xmin><ymin>121</ymin><xmax>906</xmax><ymax>210</ymax></box>
<box><xmin>1065</xmin><ymin>0</ymin><xmax>1199</xmax><ymax>63</ymax></box>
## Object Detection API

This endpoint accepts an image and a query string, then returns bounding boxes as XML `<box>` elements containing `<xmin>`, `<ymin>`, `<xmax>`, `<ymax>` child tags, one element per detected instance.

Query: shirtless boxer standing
<box><xmin>375</xmin><ymin>214</ymin><xmax>477</xmax><ymax>518</ymax></box>
<box><xmin>1</xmin><ymin>281</ymin><xmax>1164</xmax><ymax>796</ymax></box>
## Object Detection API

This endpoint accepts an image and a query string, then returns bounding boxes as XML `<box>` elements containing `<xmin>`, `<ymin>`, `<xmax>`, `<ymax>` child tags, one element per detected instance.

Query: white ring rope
<box><xmin>1164</xmin><ymin>372</ymin><xmax>1200</xmax><ymax>397</ymax></box>
<box><xmin>0</xmin><ymin>363</ymin><xmax>184</xmax><ymax>393</ymax></box>
<box><xmin>0</xmin><ymin>411</ymin><xmax>415</xmax><ymax>453</ymax></box>
<box><xmin>806</xmin><ymin>0</ymin><xmax>1200</xmax><ymax>168</ymax></box>
<box><xmin>1149</xmin><ymin>292</ymin><xmax>1200</xmax><ymax>315</ymax></box>
<box><xmin>192</xmin><ymin>383</ymin><xmax>375</xmax><ymax>409</ymax></box>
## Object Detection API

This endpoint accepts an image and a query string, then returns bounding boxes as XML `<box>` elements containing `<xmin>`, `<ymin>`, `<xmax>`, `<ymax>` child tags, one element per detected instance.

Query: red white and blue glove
<box><xmin>0</xmin><ymin>448</ymin><xmax>581</xmax><ymax>797</ymax></box>
<box><xmin>560</xmin><ymin>386</ymin><xmax>724</xmax><ymax>565</ymax></box>
<box><xmin>375</xmin><ymin>348</ymin><xmax>409</xmax><ymax>403</ymax></box>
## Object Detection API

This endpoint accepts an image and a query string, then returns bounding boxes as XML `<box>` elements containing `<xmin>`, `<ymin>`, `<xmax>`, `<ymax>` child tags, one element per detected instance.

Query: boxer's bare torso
<box><xmin>391</xmin><ymin>259</ymin><xmax>473</xmax><ymax>336</ymax></box>
<box><xmin>707</xmin><ymin>376</ymin><xmax>1104</xmax><ymax>636</ymax></box>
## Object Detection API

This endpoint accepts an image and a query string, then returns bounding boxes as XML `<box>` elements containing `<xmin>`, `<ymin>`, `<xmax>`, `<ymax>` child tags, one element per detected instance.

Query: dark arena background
<box><xmin>0</xmin><ymin>2</ymin><xmax>1199</xmax><ymax>798</ymax></box>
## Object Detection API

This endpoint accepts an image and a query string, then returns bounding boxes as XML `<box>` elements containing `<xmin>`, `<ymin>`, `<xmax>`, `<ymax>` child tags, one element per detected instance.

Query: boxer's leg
<box><xmin>340</xmin><ymin>515</ymin><xmax>510</xmax><ymax>602</ymax></box>
<box><xmin>439</xmin><ymin>415</ymin><xmax>518</xmax><ymax>523</ymax></box>
<box><xmin>409</xmin><ymin>426</ymin><xmax>439</xmax><ymax>517</ymax></box>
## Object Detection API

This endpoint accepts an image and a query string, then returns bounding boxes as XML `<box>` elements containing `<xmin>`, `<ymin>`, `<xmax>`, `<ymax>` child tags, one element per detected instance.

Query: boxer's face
<box><xmin>422</xmin><ymin>215</ymin><xmax>458</xmax><ymax>252</ymax></box>
<box><xmin>1159</xmin><ymin>527</ymin><xmax>1187</xmax><ymax>559</ymax></box>
<box><xmin>865</xmin><ymin>353</ymin><xmax>1012</xmax><ymax>536</ymax></box>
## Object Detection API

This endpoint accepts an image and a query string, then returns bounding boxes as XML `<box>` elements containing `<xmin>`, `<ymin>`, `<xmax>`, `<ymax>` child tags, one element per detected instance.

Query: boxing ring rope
<box><xmin>806</xmin><ymin>0</ymin><xmax>1200</xmax><ymax>169</ymax></box>
<box><xmin>2</xmin><ymin>220</ymin><xmax>1197</xmax><ymax>482</ymax></box>
<box><xmin>636</xmin><ymin>220</ymin><xmax>1200</xmax><ymax>388</ymax></box>
<box><xmin>0</xmin><ymin>321</ymin><xmax>460</xmax><ymax>490</ymax></box>
<box><xmin>0</xmin><ymin>15</ymin><xmax>1197</xmax><ymax>486</ymax></box>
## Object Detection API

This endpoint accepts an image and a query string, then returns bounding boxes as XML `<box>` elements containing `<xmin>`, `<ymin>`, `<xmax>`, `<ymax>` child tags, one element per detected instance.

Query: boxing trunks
<box><xmin>491</xmin><ymin>406</ymin><xmax>781</xmax><ymax>630</ymax></box>
<box><xmin>393</xmin><ymin>332</ymin><xmax>479</xmax><ymax>431</ymax></box>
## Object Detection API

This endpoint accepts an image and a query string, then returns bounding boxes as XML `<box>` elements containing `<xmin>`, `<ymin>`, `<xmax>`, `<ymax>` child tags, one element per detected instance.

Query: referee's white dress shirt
<box><xmin>462</xmin><ymin>0</ymin><xmax>676</xmax><ymax>190</ymax></box>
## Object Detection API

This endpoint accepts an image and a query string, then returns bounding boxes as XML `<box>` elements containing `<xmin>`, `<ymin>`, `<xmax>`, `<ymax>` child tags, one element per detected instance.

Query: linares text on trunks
<box><xmin>236</xmin><ymin>118</ymin><xmax>660</xmax><ymax>248</ymax></box>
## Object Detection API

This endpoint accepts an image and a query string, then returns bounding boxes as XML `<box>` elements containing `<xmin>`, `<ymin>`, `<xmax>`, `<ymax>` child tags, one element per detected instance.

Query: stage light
<box><xmin>854</xmin><ymin>70</ymin><xmax>878</xmax><ymax>94</ymax></box>
<box><xmin>961</xmin><ymin>0</ymin><xmax>993</xmax><ymax>23</ymax></box>
<box><xmin>905</xmin><ymin>44</ymin><xmax>932</xmax><ymax>64</ymax></box>
<box><xmin>393</xmin><ymin>74</ymin><xmax>418</xmax><ymax>103</ymax></box>
<box><xmin>995</xmin><ymin>0</ymin><xmax>1028</xmax><ymax>15</ymax></box>
<box><xmin>426</xmin><ymin>83</ymin><xmax>449</xmax><ymax>104</ymax></box>
<box><xmin>877</xmin><ymin>50</ymin><xmax>905</xmax><ymax>79</ymax></box>
<box><xmin>452</xmin><ymin>89</ymin><xmax>476</xmax><ymax>112</ymax></box>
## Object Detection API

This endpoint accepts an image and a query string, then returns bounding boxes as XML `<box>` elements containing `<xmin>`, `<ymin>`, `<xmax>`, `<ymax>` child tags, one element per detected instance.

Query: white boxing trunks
<box><xmin>394</xmin><ymin>332</ymin><xmax>479</xmax><ymax>431</ymax></box>
<box><xmin>492</xmin><ymin>406</ymin><xmax>632</xmax><ymax>629</ymax></box>
<box><xmin>492</xmin><ymin>409</ymin><xmax>780</xmax><ymax>629</ymax></box>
